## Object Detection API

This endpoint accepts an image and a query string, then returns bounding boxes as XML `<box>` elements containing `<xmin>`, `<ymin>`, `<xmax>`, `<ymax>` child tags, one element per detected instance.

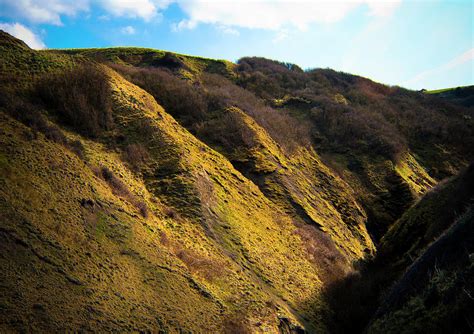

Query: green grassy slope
<box><xmin>67</xmin><ymin>46</ymin><xmax>377</xmax><ymax>261</ymax></box>
<box><xmin>1</xmin><ymin>30</ymin><xmax>473</xmax><ymax>333</ymax></box>
<box><xmin>0</xmin><ymin>31</ymin><xmax>377</xmax><ymax>333</ymax></box>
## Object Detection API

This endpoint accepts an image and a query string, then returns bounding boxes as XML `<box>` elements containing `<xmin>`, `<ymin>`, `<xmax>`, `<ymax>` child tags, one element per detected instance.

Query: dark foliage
<box><xmin>122</xmin><ymin>143</ymin><xmax>150</xmax><ymax>171</ymax></box>
<box><xmin>36</xmin><ymin>64</ymin><xmax>113</xmax><ymax>137</ymax></box>
<box><xmin>237</xmin><ymin>57</ymin><xmax>308</xmax><ymax>99</ymax></box>
<box><xmin>0</xmin><ymin>92</ymin><xmax>87</xmax><ymax>159</ymax></box>
<box><xmin>110</xmin><ymin>64</ymin><xmax>207</xmax><ymax>124</ymax></box>
<box><xmin>201</xmin><ymin>73</ymin><xmax>312</xmax><ymax>153</ymax></box>
<box><xmin>111</xmin><ymin>64</ymin><xmax>311</xmax><ymax>154</ymax></box>
<box><xmin>193</xmin><ymin>110</ymin><xmax>257</xmax><ymax>152</ymax></box>
<box><xmin>152</xmin><ymin>52</ymin><xmax>187</xmax><ymax>70</ymax></box>
<box><xmin>235</xmin><ymin>57</ymin><xmax>474</xmax><ymax>162</ymax></box>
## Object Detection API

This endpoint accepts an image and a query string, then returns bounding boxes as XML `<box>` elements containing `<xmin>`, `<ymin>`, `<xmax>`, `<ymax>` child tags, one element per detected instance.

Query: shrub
<box><xmin>135</xmin><ymin>200</ymin><xmax>149</xmax><ymax>218</ymax></box>
<box><xmin>36</xmin><ymin>64</ymin><xmax>113</xmax><ymax>137</ymax></box>
<box><xmin>122</xmin><ymin>143</ymin><xmax>150</xmax><ymax>170</ymax></box>
<box><xmin>68</xmin><ymin>140</ymin><xmax>85</xmax><ymax>159</ymax></box>
<box><xmin>163</xmin><ymin>206</ymin><xmax>177</xmax><ymax>219</ymax></box>
<box><xmin>96</xmin><ymin>166</ymin><xmax>149</xmax><ymax>218</ymax></box>
<box><xmin>152</xmin><ymin>52</ymin><xmax>186</xmax><ymax>70</ymax></box>
<box><xmin>237</xmin><ymin>57</ymin><xmax>308</xmax><ymax>99</ymax></box>
<box><xmin>100</xmin><ymin>166</ymin><xmax>130</xmax><ymax>197</ymax></box>
<box><xmin>294</xmin><ymin>224</ymin><xmax>347</xmax><ymax>283</ymax></box>
<box><xmin>202</xmin><ymin>73</ymin><xmax>312</xmax><ymax>153</ymax></box>
<box><xmin>2</xmin><ymin>97</ymin><xmax>90</xmax><ymax>159</ymax></box>
<box><xmin>193</xmin><ymin>110</ymin><xmax>257</xmax><ymax>153</ymax></box>
<box><xmin>176</xmin><ymin>248</ymin><xmax>225</xmax><ymax>281</ymax></box>
<box><xmin>110</xmin><ymin>64</ymin><xmax>207</xmax><ymax>123</ymax></box>
<box><xmin>222</xmin><ymin>313</ymin><xmax>251</xmax><ymax>334</ymax></box>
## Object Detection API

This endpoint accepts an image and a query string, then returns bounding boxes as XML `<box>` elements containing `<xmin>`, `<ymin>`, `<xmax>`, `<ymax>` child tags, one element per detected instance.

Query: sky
<box><xmin>0</xmin><ymin>0</ymin><xmax>472</xmax><ymax>90</ymax></box>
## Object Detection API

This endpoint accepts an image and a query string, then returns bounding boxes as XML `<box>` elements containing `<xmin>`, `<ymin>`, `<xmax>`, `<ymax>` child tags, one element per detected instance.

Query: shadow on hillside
<box><xmin>315</xmin><ymin>258</ymin><xmax>388</xmax><ymax>334</ymax></box>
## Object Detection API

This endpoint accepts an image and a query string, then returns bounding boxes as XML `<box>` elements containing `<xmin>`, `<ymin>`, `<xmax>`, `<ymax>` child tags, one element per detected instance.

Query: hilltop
<box><xmin>425</xmin><ymin>85</ymin><xmax>474</xmax><ymax>108</ymax></box>
<box><xmin>0</xmin><ymin>30</ymin><xmax>473</xmax><ymax>333</ymax></box>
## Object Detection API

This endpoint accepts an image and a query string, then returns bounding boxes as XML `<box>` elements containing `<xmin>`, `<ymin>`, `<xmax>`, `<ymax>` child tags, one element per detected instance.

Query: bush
<box><xmin>36</xmin><ymin>64</ymin><xmax>113</xmax><ymax>137</ymax></box>
<box><xmin>193</xmin><ymin>110</ymin><xmax>257</xmax><ymax>153</ymax></box>
<box><xmin>100</xmin><ymin>166</ymin><xmax>130</xmax><ymax>197</ymax></box>
<box><xmin>222</xmin><ymin>313</ymin><xmax>251</xmax><ymax>334</ymax></box>
<box><xmin>96</xmin><ymin>166</ymin><xmax>149</xmax><ymax>218</ymax></box>
<box><xmin>122</xmin><ymin>143</ymin><xmax>150</xmax><ymax>170</ymax></box>
<box><xmin>68</xmin><ymin>140</ymin><xmax>85</xmax><ymax>159</ymax></box>
<box><xmin>110</xmin><ymin>64</ymin><xmax>207</xmax><ymax>124</ymax></box>
<box><xmin>294</xmin><ymin>224</ymin><xmax>347</xmax><ymax>283</ymax></box>
<box><xmin>202</xmin><ymin>73</ymin><xmax>312</xmax><ymax>153</ymax></box>
<box><xmin>1</xmin><ymin>97</ymin><xmax>89</xmax><ymax>159</ymax></box>
<box><xmin>176</xmin><ymin>248</ymin><xmax>225</xmax><ymax>281</ymax></box>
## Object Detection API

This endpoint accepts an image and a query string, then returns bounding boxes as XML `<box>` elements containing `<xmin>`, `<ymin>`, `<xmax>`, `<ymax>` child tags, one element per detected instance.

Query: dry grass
<box><xmin>36</xmin><ymin>64</ymin><xmax>113</xmax><ymax>137</ymax></box>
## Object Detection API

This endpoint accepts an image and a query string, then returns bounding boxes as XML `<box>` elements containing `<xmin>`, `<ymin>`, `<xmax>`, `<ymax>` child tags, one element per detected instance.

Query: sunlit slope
<box><xmin>0</xmin><ymin>32</ymin><xmax>375</xmax><ymax>332</ymax></box>
<box><xmin>54</xmin><ymin>44</ymin><xmax>378</xmax><ymax>263</ymax></box>
<box><xmin>71</xmin><ymin>47</ymin><xmax>464</xmax><ymax>243</ymax></box>
<box><xmin>66</xmin><ymin>47</ymin><xmax>377</xmax><ymax>258</ymax></box>
<box><xmin>0</xmin><ymin>75</ymin><xmax>322</xmax><ymax>332</ymax></box>
<box><xmin>2</xmin><ymin>30</ymin><xmax>473</xmax><ymax>333</ymax></box>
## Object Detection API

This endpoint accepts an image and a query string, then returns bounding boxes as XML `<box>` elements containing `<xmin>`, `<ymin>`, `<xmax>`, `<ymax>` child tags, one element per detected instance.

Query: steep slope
<box><xmin>320</xmin><ymin>165</ymin><xmax>474</xmax><ymax>334</ymax></box>
<box><xmin>85</xmin><ymin>52</ymin><xmax>472</xmax><ymax>242</ymax></box>
<box><xmin>66</xmin><ymin>46</ymin><xmax>376</xmax><ymax>263</ymax></box>
<box><xmin>0</xmin><ymin>31</ymin><xmax>376</xmax><ymax>333</ymax></box>
<box><xmin>234</xmin><ymin>58</ymin><xmax>473</xmax><ymax>237</ymax></box>
<box><xmin>379</xmin><ymin>163</ymin><xmax>474</xmax><ymax>275</ymax></box>
<box><xmin>1</xmin><ymin>30</ymin><xmax>473</xmax><ymax>333</ymax></box>
<box><xmin>425</xmin><ymin>85</ymin><xmax>474</xmax><ymax>108</ymax></box>
<box><xmin>368</xmin><ymin>205</ymin><xmax>474</xmax><ymax>333</ymax></box>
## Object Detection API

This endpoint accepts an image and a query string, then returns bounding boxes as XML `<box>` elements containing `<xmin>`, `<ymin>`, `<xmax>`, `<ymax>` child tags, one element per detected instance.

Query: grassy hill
<box><xmin>0</xmin><ymin>30</ymin><xmax>473</xmax><ymax>333</ymax></box>
<box><xmin>425</xmin><ymin>85</ymin><xmax>474</xmax><ymax>108</ymax></box>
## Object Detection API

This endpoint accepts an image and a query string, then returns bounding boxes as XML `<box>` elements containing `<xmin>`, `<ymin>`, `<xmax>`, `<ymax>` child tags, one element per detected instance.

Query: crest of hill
<box><xmin>425</xmin><ymin>85</ymin><xmax>474</xmax><ymax>108</ymax></box>
<box><xmin>0</xmin><ymin>30</ymin><xmax>30</xmax><ymax>50</ymax></box>
<box><xmin>1</xmin><ymin>31</ymin><xmax>473</xmax><ymax>333</ymax></box>
<box><xmin>0</xmin><ymin>31</ymin><xmax>376</xmax><ymax>333</ymax></box>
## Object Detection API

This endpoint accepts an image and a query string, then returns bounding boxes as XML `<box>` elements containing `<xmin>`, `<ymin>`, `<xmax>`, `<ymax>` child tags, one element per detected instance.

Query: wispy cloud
<box><xmin>174</xmin><ymin>0</ymin><xmax>402</xmax><ymax>31</ymax></box>
<box><xmin>0</xmin><ymin>0</ymin><xmax>172</xmax><ymax>24</ymax></box>
<box><xmin>120</xmin><ymin>25</ymin><xmax>136</xmax><ymax>35</ymax></box>
<box><xmin>0</xmin><ymin>22</ymin><xmax>46</xmax><ymax>49</ymax></box>
<box><xmin>0</xmin><ymin>0</ymin><xmax>88</xmax><ymax>25</ymax></box>
<box><xmin>272</xmin><ymin>29</ymin><xmax>289</xmax><ymax>44</ymax></box>
<box><xmin>217</xmin><ymin>25</ymin><xmax>239</xmax><ymax>36</ymax></box>
<box><xmin>98</xmin><ymin>0</ymin><xmax>171</xmax><ymax>21</ymax></box>
<box><xmin>0</xmin><ymin>0</ymin><xmax>402</xmax><ymax>29</ymax></box>
<box><xmin>405</xmin><ymin>48</ymin><xmax>474</xmax><ymax>87</ymax></box>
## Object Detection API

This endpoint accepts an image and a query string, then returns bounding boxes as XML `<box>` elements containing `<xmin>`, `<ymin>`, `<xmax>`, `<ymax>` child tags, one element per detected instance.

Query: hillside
<box><xmin>0</xmin><ymin>30</ymin><xmax>473</xmax><ymax>333</ymax></box>
<box><xmin>372</xmin><ymin>212</ymin><xmax>473</xmax><ymax>333</ymax></box>
<box><xmin>425</xmin><ymin>85</ymin><xmax>474</xmax><ymax>108</ymax></box>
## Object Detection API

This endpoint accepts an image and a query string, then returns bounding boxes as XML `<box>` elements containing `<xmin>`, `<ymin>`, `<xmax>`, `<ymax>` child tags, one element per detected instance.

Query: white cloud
<box><xmin>120</xmin><ymin>25</ymin><xmax>136</xmax><ymax>34</ymax></box>
<box><xmin>0</xmin><ymin>0</ymin><xmax>402</xmax><ymax>31</ymax></box>
<box><xmin>0</xmin><ymin>22</ymin><xmax>46</xmax><ymax>49</ymax></box>
<box><xmin>405</xmin><ymin>48</ymin><xmax>474</xmax><ymax>86</ymax></box>
<box><xmin>217</xmin><ymin>25</ymin><xmax>239</xmax><ymax>36</ymax></box>
<box><xmin>0</xmin><ymin>0</ymin><xmax>174</xmax><ymax>24</ymax></box>
<box><xmin>0</xmin><ymin>0</ymin><xmax>89</xmax><ymax>25</ymax></box>
<box><xmin>98</xmin><ymin>0</ymin><xmax>172</xmax><ymax>21</ymax></box>
<box><xmin>174</xmin><ymin>0</ymin><xmax>402</xmax><ymax>31</ymax></box>
<box><xmin>366</xmin><ymin>0</ymin><xmax>402</xmax><ymax>17</ymax></box>
<box><xmin>272</xmin><ymin>29</ymin><xmax>289</xmax><ymax>44</ymax></box>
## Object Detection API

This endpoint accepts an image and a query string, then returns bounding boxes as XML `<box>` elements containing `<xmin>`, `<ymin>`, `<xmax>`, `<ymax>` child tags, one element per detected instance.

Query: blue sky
<box><xmin>0</xmin><ymin>0</ymin><xmax>472</xmax><ymax>90</ymax></box>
